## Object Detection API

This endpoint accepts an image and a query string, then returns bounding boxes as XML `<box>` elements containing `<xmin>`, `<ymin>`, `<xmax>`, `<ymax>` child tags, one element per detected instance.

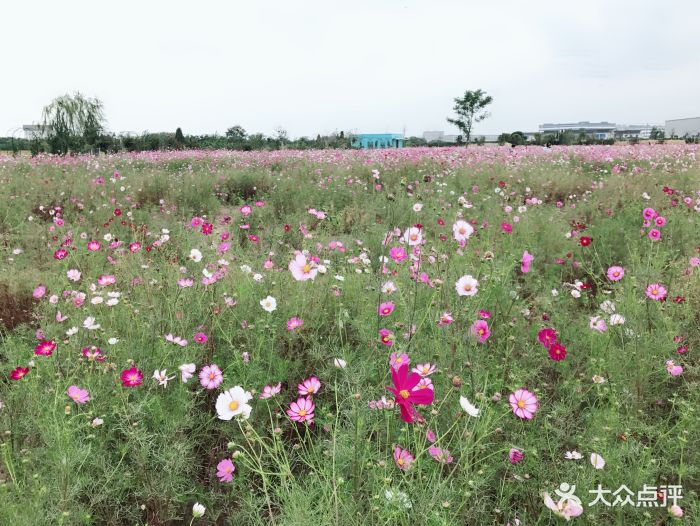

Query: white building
<box><xmin>614</xmin><ymin>124</ymin><xmax>661</xmax><ymax>140</ymax></box>
<box><xmin>664</xmin><ymin>117</ymin><xmax>700</xmax><ymax>139</ymax></box>
<box><xmin>422</xmin><ymin>131</ymin><xmax>445</xmax><ymax>143</ymax></box>
<box><xmin>539</xmin><ymin>121</ymin><xmax>616</xmax><ymax>140</ymax></box>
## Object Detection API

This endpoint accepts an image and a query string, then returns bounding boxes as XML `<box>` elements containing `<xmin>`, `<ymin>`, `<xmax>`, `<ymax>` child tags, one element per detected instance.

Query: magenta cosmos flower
<box><xmin>394</xmin><ymin>446</ymin><xmax>414</xmax><ymax>471</ymax></box>
<box><xmin>199</xmin><ymin>364</ymin><xmax>223</xmax><ymax>389</ymax></box>
<box><xmin>509</xmin><ymin>388</ymin><xmax>538</xmax><ymax>420</ymax></box>
<box><xmin>386</xmin><ymin>363</ymin><xmax>434</xmax><ymax>423</ymax></box>
<box><xmin>642</xmin><ymin>207</ymin><xmax>657</xmax><ymax>220</ymax></box>
<box><xmin>10</xmin><ymin>367</ymin><xmax>30</xmax><ymax>380</ymax></box>
<box><xmin>379</xmin><ymin>328</ymin><xmax>394</xmax><ymax>346</ymax></box>
<box><xmin>646</xmin><ymin>283</ymin><xmax>667</xmax><ymax>301</ymax></box>
<box><xmin>193</xmin><ymin>332</ymin><xmax>208</xmax><ymax>344</ymax></box>
<box><xmin>286</xmin><ymin>317</ymin><xmax>304</xmax><ymax>331</ymax></box>
<box><xmin>35</xmin><ymin>339</ymin><xmax>57</xmax><ymax>356</ymax></box>
<box><xmin>297</xmin><ymin>376</ymin><xmax>321</xmax><ymax>396</ymax></box>
<box><xmin>120</xmin><ymin>367</ymin><xmax>143</xmax><ymax>387</ymax></box>
<box><xmin>521</xmin><ymin>250</ymin><xmax>534</xmax><ymax>273</ymax></box>
<box><xmin>509</xmin><ymin>448</ymin><xmax>524</xmax><ymax>464</ymax></box>
<box><xmin>648</xmin><ymin>228</ymin><xmax>661</xmax><ymax>241</ymax></box>
<box><xmin>67</xmin><ymin>385</ymin><xmax>90</xmax><ymax>404</ymax></box>
<box><xmin>378</xmin><ymin>301</ymin><xmax>395</xmax><ymax>316</ymax></box>
<box><xmin>607</xmin><ymin>266</ymin><xmax>625</xmax><ymax>281</ymax></box>
<box><xmin>287</xmin><ymin>396</ymin><xmax>315</xmax><ymax>423</ymax></box>
<box><xmin>288</xmin><ymin>253</ymin><xmax>318</xmax><ymax>281</ymax></box>
<box><xmin>470</xmin><ymin>320</ymin><xmax>491</xmax><ymax>343</ymax></box>
<box><xmin>537</xmin><ymin>328</ymin><xmax>558</xmax><ymax>348</ymax></box>
<box><xmin>389</xmin><ymin>246</ymin><xmax>408</xmax><ymax>263</ymax></box>
<box><xmin>216</xmin><ymin>458</ymin><xmax>235</xmax><ymax>483</ymax></box>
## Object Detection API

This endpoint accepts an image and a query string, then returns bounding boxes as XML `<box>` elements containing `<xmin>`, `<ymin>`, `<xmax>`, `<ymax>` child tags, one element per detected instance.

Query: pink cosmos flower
<box><xmin>655</xmin><ymin>216</ymin><xmax>667</xmax><ymax>227</ymax></box>
<box><xmin>190</xmin><ymin>216</ymin><xmax>204</xmax><ymax>227</ymax></box>
<box><xmin>394</xmin><ymin>446</ymin><xmax>414</xmax><ymax>471</ymax></box>
<box><xmin>648</xmin><ymin>229</ymin><xmax>661</xmax><ymax>241</ymax></box>
<box><xmin>120</xmin><ymin>367</ymin><xmax>143</xmax><ymax>387</ymax></box>
<box><xmin>98</xmin><ymin>274</ymin><xmax>116</xmax><ymax>286</ymax></box>
<box><xmin>259</xmin><ymin>382</ymin><xmax>281</xmax><ymax>399</ymax></box>
<box><xmin>378</xmin><ymin>301</ymin><xmax>395</xmax><ymax>316</ymax></box>
<box><xmin>521</xmin><ymin>250</ymin><xmax>534</xmax><ymax>273</ymax></box>
<box><xmin>33</xmin><ymin>285</ymin><xmax>47</xmax><ymax>299</ymax></box>
<box><xmin>589</xmin><ymin>316</ymin><xmax>608</xmax><ymax>332</ymax></box>
<box><xmin>438</xmin><ymin>312</ymin><xmax>454</xmax><ymax>326</ymax></box>
<box><xmin>199</xmin><ymin>364</ymin><xmax>223</xmax><ymax>390</ymax></box>
<box><xmin>501</xmin><ymin>223</ymin><xmax>513</xmax><ymax>234</ymax></box>
<box><xmin>509</xmin><ymin>388</ymin><xmax>539</xmax><ymax>420</ymax></box>
<box><xmin>297</xmin><ymin>376</ymin><xmax>321</xmax><ymax>396</ymax></box>
<box><xmin>389</xmin><ymin>352</ymin><xmax>410</xmax><ymax>370</ymax></box>
<box><xmin>389</xmin><ymin>246</ymin><xmax>408</xmax><ymax>263</ymax></box>
<box><xmin>287</xmin><ymin>396</ymin><xmax>315</xmax><ymax>423</ymax></box>
<box><xmin>412</xmin><ymin>363</ymin><xmax>436</xmax><ymax>377</ymax></box>
<box><xmin>665</xmin><ymin>360</ymin><xmax>683</xmax><ymax>377</ymax></box>
<box><xmin>288</xmin><ymin>253</ymin><xmax>318</xmax><ymax>281</ymax></box>
<box><xmin>429</xmin><ymin>446</ymin><xmax>453</xmax><ymax>464</ymax></box>
<box><xmin>87</xmin><ymin>240</ymin><xmax>101</xmax><ymax>251</ymax></box>
<box><xmin>379</xmin><ymin>329</ymin><xmax>395</xmax><ymax>346</ymax></box>
<box><xmin>216</xmin><ymin>458</ymin><xmax>235</xmax><ymax>482</ymax></box>
<box><xmin>82</xmin><ymin>346</ymin><xmax>105</xmax><ymax>362</ymax></box>
<box><xmin>642</xmin><ymin>207</ymin><xmax>657</xmax><ymax>220</ymax></box>
<box><xmin>67</xmin><ymin>385</ymin><xmax>90</xmax><ymax>404</ymax></box>
<box><xmin>129</xmin><ymin>242</ymin><xmax>141</xmax><ymax>253</ymax></box>
<box><xmin>645</xmin><ymin>283</ymin><xmax>667</xmax><ymax>301</ymax></box>
<box><xmin>286</xmin><ymin>317</ymin><xmax>304</xmax><ymax>331</ymax></box>
<box><xmin>479</xmin><ymin>309</ymin><xmax>492</xmax><ymax>319</ymax></box>
<box><xmin>470</xmin><ymin>320</ymin><xmax>491</xmax><ymax>343</ymax></box>
<box><xmin>607</xmin><ymin>266</ymin><xmax>625</xmax><ymax>281</ymax></box>
<box><xmin>402</xmin><ymin>226</ymin><xmax>422</xmax><ymax>246</ymax></box>
<box><xmin>240</xmin><ymin>205</ymin><xmax>252</xmax><ymax>217</ymax></box>
<box><xmin>509</xmin><ymin>448</ymin><xmax>524</xmax><ymax>464</ymax></box>
<box><xmin>193</xmin><ymin>332</ymin><xmax>208</xmax><ymax>344</ymax></box>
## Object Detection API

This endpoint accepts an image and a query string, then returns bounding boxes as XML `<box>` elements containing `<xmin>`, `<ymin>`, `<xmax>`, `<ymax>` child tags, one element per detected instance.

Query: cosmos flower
<box><xmin>10</xmin><ymin>367</ymin><xmax>29</xmax><ymax>380</ymax></box>
<box><xmin>393</xmin><ymin>446</ymin><xmax>414</xmax><ymax>471</ymax></box>
<box><xmin>287</xmin><ymin>396</ymin><xmax>315</xmax><ymax>423</ymax></box>
<box><xmin>260</xmin><ymin>296</ymin><xmax>277</xmax><ymax>313</ymax></box>
<box><xmin>67</xmin><ymin>385</ymin><xmax>90</xmax><ymax>404</ymax></box>
<box><xmin>35</xmin><ymin>339</ymin><xmax>57</xmax><ymax>356</ymax></box>
<box><xmin>645</xmin><ymin>283</ymin><xmax>667</xmax><ymax>301</ymax></box>
<box><xmin>509</xmin><ymin>448</ymin><xmax>524</xmax><ymax>464</ymax></box>
<box><xmin>199</xmin><ymin>364</ymin><xmax>223</xmax><ymax>390</ymax></box>
<box><xmin>459</xmin><ymin>395</ymin><xmax>480</xmax><ymax>417</ymax></box>
<box><xmin>455</xmin><ymin>275</ymin><xmax>479</xmax><ymax>297</ymax></box>
<box><xmin>470</xmin><ymin>320</ymin><xmax>490</xmax><ymax>343</ymax></box>
<box><xmin>259</xmin><ymin>383</ymin><xmax>282</xmax><ymax>399</ymax></box>
<box><xmin>289</xmin><ymin>253</ymin><xmax>318</xmax><ymax>281</ymax></box>
<box><xmin>216</xmin><ymin>458</ymin><xmax>235</xmax><ymax>483</ymax></box>
<box><xmin>607</xmin><ymin>266</ymin><xmax>625</xmax><ymax>281</ymax></box>
<box><xmin>179</xmin><ymin>363</ymin><xmax>196</xmax><ymax>382</ymax></box>
<box><xmin>543</xmin><ymin>492</ymin><xmax>584</xmax><ymax>520</ymax></box>
<box><xmin>286</xmin><ymin>317</ymin><xmax>304</xmax><ymax>331</ymax></box>
<box><xmin>216</xmin><ymin>386</ymin><xmax>253</xmax><ymax>420</ymax></box>
<box><xmin>509</xmin><ymin>388</ymin><xmax>538</xmax><ymax>420</ymax></box>
<box><xmin>538</xmin><ymin>328</ymin><xmax>558</xmax><ymax>348</ymax></box>
<box><xmin>297</xmin><ymin>376</ymin><xmax>321</xmax><ymax>396</ymax></box>
<box><xmin>402</xmin><ymin>226</ymin><xmax>422</xmax><ymax>246</ymax></box>
<box><xmin>120</xmin><ymin>367</ymin><xmax>143</xmax><ymax>387</ymax></box>
<box><xmin>521</xmin><ymin>250</ymin><xmax>534</xmax><ymax>273</ymax></box>
<box><xmin>378</xmin><ymin>301</ymin><xmax>395</xmax><ymax>316</ymax></box>
<box><xmin>452</xmin><ymin>220</ymin><xmax>474</xmax><ymax>243</ymax></box>
<box><xmin>428</xmin><ymin>446</ymin><xmax>453</xmax><ymax>464</ymax></box>
<box><xmin>386</xmin><ymin>363</ymin><xmax>434</xmax><ymax>423</ymax></box>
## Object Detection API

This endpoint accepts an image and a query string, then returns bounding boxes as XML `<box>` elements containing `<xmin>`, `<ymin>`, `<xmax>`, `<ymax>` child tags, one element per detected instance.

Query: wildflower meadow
<box><xmin>0</xmin><ymin>144</ymin><xmax>698</xmax><ymax>525</ymax></box>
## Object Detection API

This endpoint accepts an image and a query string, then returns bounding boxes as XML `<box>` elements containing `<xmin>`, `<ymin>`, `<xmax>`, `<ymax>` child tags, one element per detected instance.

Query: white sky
<box><xmin>2</xmin><ymin>0</ymin><xmax>698</xmax><ymax>138</ymax></box>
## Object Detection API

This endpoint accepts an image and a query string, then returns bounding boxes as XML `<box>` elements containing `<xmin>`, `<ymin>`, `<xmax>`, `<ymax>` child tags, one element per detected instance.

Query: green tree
<box><xmin>175</xmin><ymin>127</ymin><xmax>185</xmax><ymax>147</ymax></box>
<box><xmin>225</xmin><ymin>125</ymin><xmax>247</xmax><ymax>142</ymax></box>
<box><xmin>41</xmin><ymin>92</ymin><xmax>105</xmax><ymax>155</ymax></box>
<box><xmin>446</xmin><ymin>89</ymin><xmax>493</xmax><ymax>146</ymax></box>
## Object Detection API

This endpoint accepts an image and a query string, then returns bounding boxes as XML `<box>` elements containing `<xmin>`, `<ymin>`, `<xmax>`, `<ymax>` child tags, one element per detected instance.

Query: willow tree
<box><xmin>446</xmin><ymin>89</ymin><xmax>493</xmax><ymax>147</ymax></box>
<box><xmin>41</xmin><ymin>92</ymin><xmax>105</xmax><ymax>154</ymax></box>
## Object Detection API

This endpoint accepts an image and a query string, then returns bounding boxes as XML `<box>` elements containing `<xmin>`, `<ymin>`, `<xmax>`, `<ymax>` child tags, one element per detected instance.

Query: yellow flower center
<box><xmin>459</xmin><ymin>227</ymin><xmax>466</xmax><ymax>234</ymax></box>
<box><xmin>397</xmin><ymin>458</ymin><xmax>404</xmax><ymax>465</ymax></box>
<box><xmin>399</xmin><ymin>389</ymin><xmax>410</xmax><ymax>399</ymax></box>
<box><xmin>463</xmin><ymin>284</ymin><xmax>472</xmax><ymax>291</ymax></box>
<box><xmin>306</xmin><ymin>386</ymin><xmax>314</xmax><ymax>393</ymax></box>
<box><xmin>303</xmin><ymin>264</ymin><xmax>311</xmax><ymax>273</ymax></box>
<box><xmin>478</xmin><ymin>329</ymin><xmax>484</xmax><ymax>335</ymax></box>
<box><xmin>298</xmin><ymin>409</ymin><xmax>307</xmax><ymax>417</ymax></box>
<box><xmin>228</xmin><ymin>400</ymin><xmax>239</xmax><ymax>411</ymax></box>
<box><xmin>517</xmin><ymin>400</ymin><xmax>526</xmax><ymax>408</ymax></box>
<box><xmin>410</xmin><ymin>234</ymin><xmax>418</xmax><ymax>241</ymax></box>
<box><xmin>210</xmin><ymin>373</ymin><xmax>215</xmax><ymax>380</ymax></box>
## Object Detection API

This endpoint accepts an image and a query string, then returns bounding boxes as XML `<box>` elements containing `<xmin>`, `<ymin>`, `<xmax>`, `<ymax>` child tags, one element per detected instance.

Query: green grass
<box><xmin>0</xmin><ymin>148</ymin><xmax>698</xmax><ymax>525</ymax></box>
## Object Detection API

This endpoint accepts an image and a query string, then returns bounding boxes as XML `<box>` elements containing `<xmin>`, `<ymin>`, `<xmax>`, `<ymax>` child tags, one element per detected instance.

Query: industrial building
<box><xmin>538</xmin><ymin>122</ymin><xmax>616</xmax><ymax>140</ymax></box>
<box><xmin>664</xmin><ymin>117</ymin><xmax>700</xmax><ymax>139</ymax></box>
<box><xmin>350</xmin><ymin>133</ymin><xmax>404</xmax><ymax>149</ymax></box>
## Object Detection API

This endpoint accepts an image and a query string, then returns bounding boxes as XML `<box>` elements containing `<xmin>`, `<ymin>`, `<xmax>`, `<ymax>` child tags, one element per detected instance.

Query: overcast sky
<box><xmin>2</xmin><ymin>0</ymin><xmax>698</xmax><ymax>138</ymax></box>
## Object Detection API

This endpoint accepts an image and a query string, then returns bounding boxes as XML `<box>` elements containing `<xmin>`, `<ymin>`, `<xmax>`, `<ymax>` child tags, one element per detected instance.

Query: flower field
<box><xmin>0</xmin><ymin>145</ymin><xmax>698</xmax><ymax>524</ymax></box>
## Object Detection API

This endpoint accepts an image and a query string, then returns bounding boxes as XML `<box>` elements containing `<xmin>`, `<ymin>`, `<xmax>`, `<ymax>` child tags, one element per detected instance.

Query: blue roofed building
<box><xmin>351</xmin><ymin>133</ymin><xmax>404</xmax><ymax>149</ymax></box>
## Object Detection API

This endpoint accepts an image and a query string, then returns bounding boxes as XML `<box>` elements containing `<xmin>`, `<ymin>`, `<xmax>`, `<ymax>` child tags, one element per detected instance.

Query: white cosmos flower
<box><xmin>260</xmin><ymin>296</ymin><xmax>277</xmax><ymax>313</ymax></box>
<box><xmin>412</xmin><ymin>203</ymin><xmax>423</xmax><ymax>212</ymax></box>
<box><xmin>565</xmin><ymin>450</ymin><xmax>583</xmax><ymax>460</ymax></box>
<box><xmin>66</xmin><ymin>326</ymin><xmax>79</xmax><ymax>336</ymax></box>
<box><xmin>452</xmin><ymin>220</ymin><xmax>474</xmax><ymax>242</ymax></box>
<box><xmin>83</xmin><ymin>317</ymin><xmax>100</xmax><ymax>330</ymax></box>
<box><xmin>333</xmin><ymin>358</ymin><xmax>347</xmax><ymax>369</ymax></box>
<box><xmin>179</xmin><ymin>363</ymin><xmax>196</xmax><ymax>382</ymax></box>
<box><xmin>459</xmin><ymin>395</ymin><xmax>480</xmax><ymax>417</ymax></box>
<box><xmin>599</xmin><ymin>300</ymin><xmax>616</xmax><ymax>314</ymax></box>
<box><xmin>108</xmin><ymin>337</ymin><xmax>119</xmax><ymax>345</ymax></box>
<box><xmin>189</xmin><ymin>248</ymin><xmax>203</xmax><ymax>262</ymax></box>
<box><xmin>590</xmin><ymin>453</ymin><xmax>606</xmax><ymax>469</ymax></box>
<box><xmin>216</xmin><ymin>386</ymin><xmax>253</xmax><ymax>420</ymax></box>
<box><xmin>192</xmin><ymin>502</ymin><xmax>206</xmax><ymax>518</ymax></box>
<box><xmin>402</xmin><ymin>226</ymin><xmax>422</xmax><ymax>246</ymax></box>
<box><xmin>152</xmin><ymin>369</ymin><xmax>175</xmax><ymax>388</ymax></box>
<box><xmin>455</xmin><ymin>275</ymin><xmax>479</xmax><ymax>297</ymax></box>
<box><xmin>609</xmin><ymin>314</ymin><xmax>625</xmax><ymax>325</ymax></box>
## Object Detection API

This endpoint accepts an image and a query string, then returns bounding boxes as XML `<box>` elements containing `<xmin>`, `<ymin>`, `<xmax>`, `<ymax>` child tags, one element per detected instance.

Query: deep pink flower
<box><xmin>216</xmin><ymin>458</ymin><xmax>235</xmax><ymax>483</ymax></box>
<box><xmin>648</xmin><ymin>229</ymin><xmax>661</xmax><ymax>241</ymax></box>
<box><xmin>470</xmin><ymin>320</ymin><xmax>490</xmax><ymax>343</ymax></box>
<box><xmin>287</xmin><ymin>317</ymin><xmax>304</xmax><ymax>331</ymax></box>
<box><xmin>521</xmin><ymin>250</ymin><xmax>534</xmax><ymax>273</ymax></box>
<box><xmin>10</xmin><ymin>367</ymin><xmax>30</xmax><ymax>380</ymax></box>
<box><xmin>386</xmin><ymin>363</ymin><xmax>434</xmax><ymax>423</ymax></box>
<box><xmin>379</xmin><ymin>329</ymin><xmax>395</xmax><ymax>346</ymax></box>
<box><xmin>120</xmin><ymin>367</ymin><xmax>143</xmax><ymax>387</ymax></box>
<box><xmin>389</xmin><ymin>246</ymin><xmax>408</xmax><ymax>263</ymax></box>
<box><xmin>537</xmin><ymin>328</ymin><xmax>558</xmax><ymax>348</ymax></box>
<box><xmin>35</xmin><ymin>339</ymin><xmax>56</xmax><ymax>356</ymax></box>
<box><xmin>509</xmin><ymin>448</ymin><xmax>524</xmax><ymax>464</ymax></box>
<box><xmin>548</xmin><ymin>343</ymin><xmax>567</xmax><ymax>361</ymax></box>
<box><xmin>193</xmin><ymin>332</ymin><xmax>208</xmax><ymax>344</ymax></box>
<box><xmin>642</xmin><ymin>207</ymin><xmax>657</xmax><ymax>220</ymax></box>
<box><xmin>501</xmin><ymin>223</ymin><xmax>513</xmax><ymax>234</ymax></box>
